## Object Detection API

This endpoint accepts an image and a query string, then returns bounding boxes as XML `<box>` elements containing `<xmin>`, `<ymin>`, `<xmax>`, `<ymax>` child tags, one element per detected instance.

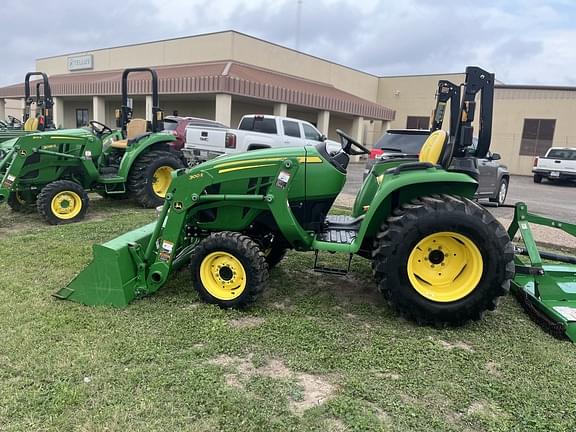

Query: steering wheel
<box><xmin>89</xmin><ymin>120</ymin><xmax>113</xmax><ymax>136</ymax></box>
<box><xmin>336</xmin><ymin>129</ymin><xmax>370</xmax><ymax>155</ymax></box>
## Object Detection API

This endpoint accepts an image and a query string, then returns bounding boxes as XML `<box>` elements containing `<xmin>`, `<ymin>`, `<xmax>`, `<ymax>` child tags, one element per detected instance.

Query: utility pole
<box><xmin>296</xmin><ymin>0</ymin><xmax>303</xmax><ymax>50</ymax></box>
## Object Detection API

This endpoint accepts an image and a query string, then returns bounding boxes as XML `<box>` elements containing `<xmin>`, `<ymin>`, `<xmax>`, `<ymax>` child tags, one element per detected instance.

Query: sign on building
<box><xmin>67</xmin><ymin>54</ymin><xmax>93</xmax><ymax>71</ymax></box>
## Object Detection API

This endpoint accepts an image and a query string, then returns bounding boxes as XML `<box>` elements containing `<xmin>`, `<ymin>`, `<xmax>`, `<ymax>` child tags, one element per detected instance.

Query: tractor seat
<box><xmin>111</xmin><ymin>118</ymin><xmax>148</xmax><ymax>149</ymax></box>
<box><xmin>385</xmin><ymin>130</ymin><xmax>451</xmax><ymax>175</ymax></box>
<box><xmin>419</xmin><ymin>130</ymin><xmax>450</xmax><ymax>165</ymax></box>
<box><xmin>23</xmin><ymin>117</ymin><xmax>39</xmax><ymax>131</ymax></box>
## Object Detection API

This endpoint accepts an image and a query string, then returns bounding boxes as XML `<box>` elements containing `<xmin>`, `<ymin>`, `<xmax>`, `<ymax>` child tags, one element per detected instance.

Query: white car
<box><xmin>182</xmin><ymin>114</ymin><xmax>339</xmax><ymax>164</ymax></box>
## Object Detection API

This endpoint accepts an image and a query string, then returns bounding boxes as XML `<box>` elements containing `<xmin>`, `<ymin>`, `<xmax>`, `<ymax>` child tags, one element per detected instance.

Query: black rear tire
<box><xmin>7</xmin><ymin>191</ymin><xmax>37</xmax><ymax>213</ymax></box>
<box><xmin>533</xmin><ymin>174</ymin><xmax>542</xmax><ymax>184</ymax></box>
<box><xmin>190</xmin><ymin>232</ymin><xmax>269</xmax><ymax>308</ymax></box>
<box><xmin>128</xmin><ymin>149</ymin><xmax>185</xmax><ymax>208</ymax></box>
<box><xmin>37</xmin><ymin>180</ymin><xmax>89</xmax><ymax>225</ymax></box>
<box><xmin>372</xmin><ymin>194</ymin><xmax>514</xmax><ymax>327</ymax></box>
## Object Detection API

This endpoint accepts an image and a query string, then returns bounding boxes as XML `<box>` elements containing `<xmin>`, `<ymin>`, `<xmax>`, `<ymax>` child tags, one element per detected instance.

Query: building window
<box><xmin>406</xmin><ymin>116</ymin><xmax>430</xmax><ymax>129</ymax></box>
<box><xmin>76</xmin><ymin>109</ymin><xmax>89</xmax><ymax>127</ymax></box>
<box><xmin>282</xmin><ymin>120</ymin><xmax>301</xmax><ymax>138</ymax></box>
<box><xmin>519</xmin><ymin>119</ymin><xmax>556</xmax><ymax>156</ymax></box>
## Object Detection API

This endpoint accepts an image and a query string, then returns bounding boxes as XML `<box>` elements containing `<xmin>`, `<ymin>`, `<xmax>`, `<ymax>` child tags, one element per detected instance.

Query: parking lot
<box><xmin>341</xmin><ymin>163</ymin><xmax>576</xmax><ymax>223</ymax></box>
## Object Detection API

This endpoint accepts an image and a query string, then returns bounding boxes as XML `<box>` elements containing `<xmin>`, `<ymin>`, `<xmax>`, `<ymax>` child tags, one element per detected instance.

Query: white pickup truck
<box><xmin>182</xmin><ymin>114</ymin><xmax>336</xmax><ymax>164</ymax></box>
<box><xmin>533</xmin><ymin>147</ymin><xmax>576</xmax><ymax>183</ymax></box>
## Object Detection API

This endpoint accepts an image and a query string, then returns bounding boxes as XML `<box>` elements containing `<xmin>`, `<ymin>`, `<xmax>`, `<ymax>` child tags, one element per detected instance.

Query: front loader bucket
<box><xmin>509</xmin><ymin>203</ymin><xmax>576</xmax><ymax>342</ymax></box>
<box><xmin>55</xmin><ymin>222</ymin><xmax>157</xmax><ymax>306</ymax></box>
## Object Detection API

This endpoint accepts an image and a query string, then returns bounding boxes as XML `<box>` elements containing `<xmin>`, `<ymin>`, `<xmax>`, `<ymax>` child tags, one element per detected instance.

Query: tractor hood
<box><xmin>0</xmin><ymin>128</ymin><xmax>93</xmax><ymax>160</ymax></box>
<box><xmin>189</xmin><ymin>145</ymin><xmax>309</xmax><ymax>172</ymax></box>
<box><xmin>33</xmin><ymin>128</ymin><xmax>94</xmax><ymax>138</ymax></box>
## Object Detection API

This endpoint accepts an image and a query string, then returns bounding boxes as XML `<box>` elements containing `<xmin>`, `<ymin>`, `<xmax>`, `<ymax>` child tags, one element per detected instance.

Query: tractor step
<box><xmin>313</xmin><ymin>251</ymin><xmax>353</xmax><ymax>275</ymax></box>
<box><xmin>317</xmin><ymin>228</ymin><xmax>357</xmax><ymax>244</ymax></box>
<box><xmin>317</xmin><ymin>215</ymin><xmax>362</xmax><ymax>244</ymax></box>
<box><xmin>98</xmin><ymin>175</ymin><xmax>125</xmax><ymax>184</ymax></box>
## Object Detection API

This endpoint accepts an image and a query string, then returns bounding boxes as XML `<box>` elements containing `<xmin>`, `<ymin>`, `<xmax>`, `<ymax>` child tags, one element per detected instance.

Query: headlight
<box><xmin>0</xmin><ymin>149</ymin><xmax>5</xmax><ymax>160</ymax></box>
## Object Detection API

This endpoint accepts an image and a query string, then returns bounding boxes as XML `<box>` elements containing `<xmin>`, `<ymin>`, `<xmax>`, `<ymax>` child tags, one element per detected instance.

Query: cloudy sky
<box><xmin>1</xmin><ymin>0</ymin><xmax>575</xmax><ymax>87</ymax></box>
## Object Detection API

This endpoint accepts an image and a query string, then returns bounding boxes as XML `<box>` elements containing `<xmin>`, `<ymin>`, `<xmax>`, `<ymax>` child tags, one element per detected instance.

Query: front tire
<box><xmin>37</xmin><ymin>180</ymin><xmax>89</xmax><ymax>225</ymax></box>
<box><xmin>190</xmin><ymin>232</ymin><xmax>269</xmax><ymax>308</ymax></box>
<box><xmin>372</xmin><ymin>195</ymin><xmax>514</xmax><ymax>326</ymax></box>
<box><xmin>489</xmin><ymin>178</ymin><xmax>508</xmax><ymax>206</ymax></box>
<box><xmin>128</xmin><ymin>149</ymin><xmax>184</xmax><ymax>208</ymax></box>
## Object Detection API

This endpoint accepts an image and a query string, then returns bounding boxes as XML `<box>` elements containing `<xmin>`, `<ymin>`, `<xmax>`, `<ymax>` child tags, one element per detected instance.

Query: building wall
<box><xmin>62</xmin><ymin>98</ymin><xmax>93</xmax><ymax>129</ymax></box>
<box><xmin>37</xmin><ymin>32</ymin><xmax>233</xmax><ymax>77</ymax></box>
<box><xmin>328</xmin><ymin>115</ymin><xmax>354</xmax><ymax>142</ymax></box>
<box><xmin>493</xmin><ymin>88</ymin><xmax>576</xmax><ymax>175</ymax></box>
<box><xmin>36</xmin><ymin>31</ymin><xmax>380</xmax><ymax>102</ymax></box>
<box><xmin>378</xmin><ymin>73</ymin><xmax>465</xmax><ymax>130</ymax></box>
<box><xmin>231</xmin><ymin>100</ymin><xmax>274</xmax><ymax>128</ymax></box>
<box><xmin>164</xmin><ymin>99</ymin><xmax>216</xmax><ymax>123</ymax></box>
<box><xmin>4</xmin><ymin>98</ymin><xmax>22</xmax><ymax>120</ymax></box>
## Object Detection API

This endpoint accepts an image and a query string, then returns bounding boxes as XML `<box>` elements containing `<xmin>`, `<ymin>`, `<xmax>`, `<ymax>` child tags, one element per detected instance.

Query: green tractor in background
<box><xmin>59</xmin><ymin>66</ymin><xmax>516</xmax><ymax>327</ymax></box>
<box><xmin>0</xmin><ymin>68</ymin><xmax>184</xmax><ymax>224</ymax></box>
<box><xmin>0</xmin><ymin>72</ymin><xmax>55</xmax><ymax>143</ymax></box>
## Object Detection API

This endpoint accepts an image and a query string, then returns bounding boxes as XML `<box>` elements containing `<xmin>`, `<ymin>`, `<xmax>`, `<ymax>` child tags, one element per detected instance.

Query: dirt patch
<box><xmin>271</xmin><ymin>300</ymin><xmax>292</xmax><ymax>310</ymax></box>
<box><xmin>323</xmin><ymin>419</ymin><xmax>348</xmax><ymax>431</ymax></box>
<box><xmin>229</xmin><ymin>317</ymin><xmax>265</xmax><ymax>329</ymax></box>
<box><xmin>209</xmin><ymin>354</ymin><xmax>336</xmax><ymax>415</ymax></box>
<box><xmin>299</xmin><ymin>270</ymin><xmax>382</xmax><ymax>306</ymax></box>
<box><xmin>485</xmin><ymin>361</ymin><xmax>501</xmax><ymax>377</ymax></box>
<box><xmin>0</xmin><ymin>219</ymin><xmax>40</xmax><ymax>239</ymax></box>
<box><xmin>467</xmin><ymin>400</ymin><xmax>499</xmax><ymax>418</ymax></box>
<box><xmin>368</xmin><ymin>403</ymin><xmax>391</xmax><ymax>424</ymax></box>
<box><xmin>438</xmin><ymin>340</ymin><xmax>475</xmax><ymax>352</ymax></box>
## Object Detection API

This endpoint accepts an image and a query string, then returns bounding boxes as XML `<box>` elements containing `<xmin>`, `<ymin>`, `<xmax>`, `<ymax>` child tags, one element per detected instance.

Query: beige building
<box><xmin>1</xmin><ymin>30</ymin><xmax>575</xmax><ymax>175</ymax></box>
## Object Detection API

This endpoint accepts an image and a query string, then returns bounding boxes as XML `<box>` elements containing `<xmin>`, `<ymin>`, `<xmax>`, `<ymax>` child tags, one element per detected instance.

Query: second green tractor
<box><xmin>0</xmin><ymin>68</ymin><xmax>184</xmax><ymax>224</ymax></box>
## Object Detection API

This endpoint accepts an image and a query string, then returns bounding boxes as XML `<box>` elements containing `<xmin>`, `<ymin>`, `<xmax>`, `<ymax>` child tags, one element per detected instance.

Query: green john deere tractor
<box><xmin>57</xmin><ymin>66</ymin><xmax>517</xmax><ymax>327</ymax></box>
<box><xmin>0</xmin><ymin>68</ymin><xmax>184</xmax><ymax>224</ymax></box>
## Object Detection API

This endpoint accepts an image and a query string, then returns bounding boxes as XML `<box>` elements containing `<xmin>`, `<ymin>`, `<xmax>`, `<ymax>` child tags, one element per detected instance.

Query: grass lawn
<box><xmin>0</xmin><ymin>198</ymin><xmax>575</xmax><ymax>432</ymax></box>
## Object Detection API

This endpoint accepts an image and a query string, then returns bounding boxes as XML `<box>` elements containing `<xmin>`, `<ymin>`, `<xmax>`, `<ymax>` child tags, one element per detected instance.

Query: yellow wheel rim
<box><xmin>50</xmin><ymin>191</ymin><xmax>83</xmax><ymax>220</ymax></box>
<box><xmin>152</xmin><ymin>166</ymin><xmax>174</xmax><ymax>198</ymax></box>
<box><xmin>199</xmin><ymin>251</ymin><xmax>247</xmax><ymax>301</ymax></box>
<box><xmin>407</xmin><ymin>232</ymin><xmax>483</xmax><ymax>302</ymax></box>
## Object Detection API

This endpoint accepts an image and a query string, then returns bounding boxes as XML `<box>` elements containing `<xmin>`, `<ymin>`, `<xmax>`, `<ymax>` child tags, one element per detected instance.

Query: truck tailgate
<box><xmin>185</xmin><ymin>126</ymin><xmax>228</xmax><ymax>151</ymax></box>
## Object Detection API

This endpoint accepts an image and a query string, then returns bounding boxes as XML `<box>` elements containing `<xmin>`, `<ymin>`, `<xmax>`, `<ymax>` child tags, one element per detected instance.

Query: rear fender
<box><xmin>117</xmin><ymin>134</ymin><xmax>176</xmax><ymax>178</ymax></box>
<box><xmin>356</xmin><ymin>168</ymin><xmax>478</xmax><ymax>244</ymax></box>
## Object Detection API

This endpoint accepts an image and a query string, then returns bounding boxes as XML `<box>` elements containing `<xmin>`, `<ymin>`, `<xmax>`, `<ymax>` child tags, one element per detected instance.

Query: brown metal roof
<box><xmin>0</xmin><ymin>61</ymin><xmax>395</xmax><ymax>121</ymax></box>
